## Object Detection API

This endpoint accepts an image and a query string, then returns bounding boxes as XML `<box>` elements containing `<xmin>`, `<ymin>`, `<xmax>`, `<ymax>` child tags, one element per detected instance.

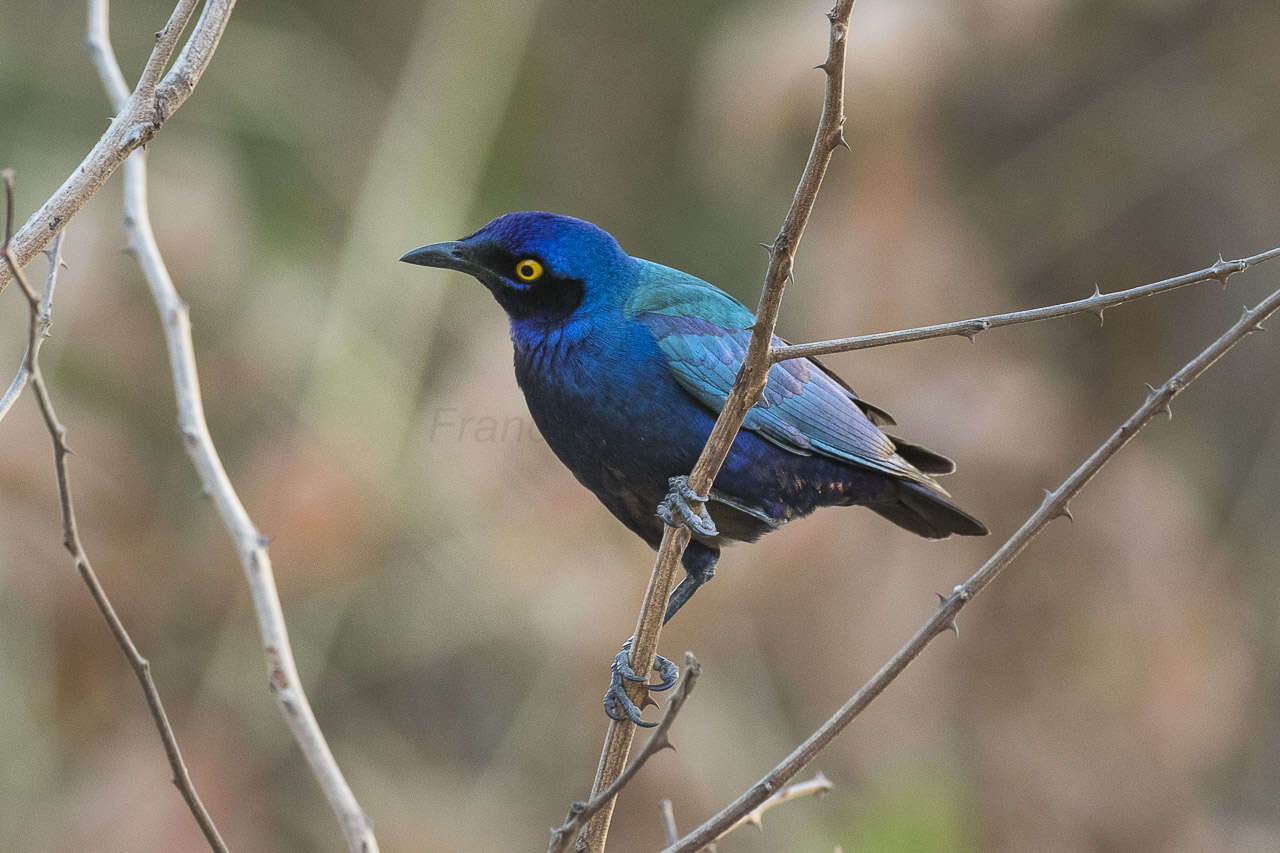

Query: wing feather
<box><xmin>626</xmin><ymin>262</ymin><xmax>936</xmax><ymax>486</ymax></box>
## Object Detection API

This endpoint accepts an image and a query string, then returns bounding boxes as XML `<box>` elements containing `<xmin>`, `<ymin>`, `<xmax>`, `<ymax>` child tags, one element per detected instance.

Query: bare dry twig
<box><xmin>658</xmin><ymin>800</ymin><xmax>681</xmax><ymax>847</ymax></box>
<box><xmin>664</xmin><ymin>278</ymin><xmax>1280</xmax><ymax>853</ymax></box>
<box><xmin>771</xmin><ymin>247</ymin><xmax>1280</xmax><ymax>360</ymax></box>
<box><xmin>549</xmin><ymin>654</ymin><xmax>701</xmax><ymax>853</ymax></box>
<box><xmin>657</xmin><ymin>773</ymin><xmax>830</xmax><ymax>853</ymax></box>
<box><xmin>84</xmin><ymin>3</ymin><xmax>379</xmax><ymax>851</ymax></box>
<box><xmin>0</xmin><ymin>0</ymin><xmax>235</xmax><ymax>295</ymax></box>
<box><xmin>2</xmin><ymin>173</ymin><xmax>228</xmax><ymax>852</ymax></box>
<box><xmin>0</xmin><ymin>226</ymin><xmax>60</xmax><ymax>423</ymax></box>
<box><xmin>719</xmin><ymin>772</ymin><xmax>832</xmax><ymax>838</ymax></box>
<box><xmin>581</xmin><ymin>3</ymin><xmax>858</xmax><ymax>849</ymax></box>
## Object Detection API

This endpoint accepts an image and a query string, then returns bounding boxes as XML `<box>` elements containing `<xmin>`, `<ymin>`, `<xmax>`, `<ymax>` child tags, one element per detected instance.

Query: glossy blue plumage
<box><xmin>402</xmin><ymin>211</ymin><xmax>985</xmax><ymax>622</ymax></box>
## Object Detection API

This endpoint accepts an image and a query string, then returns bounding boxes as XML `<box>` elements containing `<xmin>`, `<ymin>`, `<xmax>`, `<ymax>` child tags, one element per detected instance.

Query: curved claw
<box><xmin>613</xmin><ymin>640</ymin><xmax>680</xmax><ymax>690</ymax></box>
<box><xmin>604</xmin><ymin>676</ymin><xmax>656</xmax><ymax>727</ymax></box>
<box><xmin>602</xmin><ymin>640</ymin><xmax>682</xmax><ymax>726</ymax></box>
<box><xmin>614</xmin><ymin>647</ymin><xmax>651</xmax><ymax>683</ymax></box>
<box><xmin>649</xmin><ymin>653</ymin><xmax>679</xmax><ymax>691</ymax></box>
<box><xmin>657</xmin><ymin>475</ymin><xmax>719</xmax><ymax>537</ymax></box>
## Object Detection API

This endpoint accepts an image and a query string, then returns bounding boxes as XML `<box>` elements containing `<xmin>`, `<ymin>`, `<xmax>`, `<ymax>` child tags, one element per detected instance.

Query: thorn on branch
<box><xmin>958</xmin><ymin>319</ymin><xmax>990</xmax><ymax>342</ymax></box>
<box><xmin>1042</xmin><ymin>487</ymin><xmax>1078</xmax><ymax>519</ymax></box>
<box><xmin>1212</xmin><ymin>253</ymin><xmax>1234</xmax><ymax>287</ymax></box>
<box><xmin>1240</xmin><ymin>304</ymin><xmax>1259</xmax><ymax>330</ymax></box>
<box><xmin>934</xmin><ymin>592</ymin><xmax>961</xmax><ymax>635</ymax></box>
<box><xmin>1144</xmin><ymin>383</ymin><xmax>1172</xmax><ymax>419</ymax></box>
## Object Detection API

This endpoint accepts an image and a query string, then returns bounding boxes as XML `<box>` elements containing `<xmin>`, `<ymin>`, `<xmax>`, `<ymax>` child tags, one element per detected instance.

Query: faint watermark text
<box><xmin>427</xmin><ymin>407</ymin><xmax>544</xmax><ymax>443</ymax></box>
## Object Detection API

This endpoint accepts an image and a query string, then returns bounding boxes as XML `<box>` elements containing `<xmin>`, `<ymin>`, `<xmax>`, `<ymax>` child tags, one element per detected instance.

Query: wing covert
<box><xmin>626</xmin><ymin>264</ymin><xmax>935</xmax><ymax>486</ymax></box>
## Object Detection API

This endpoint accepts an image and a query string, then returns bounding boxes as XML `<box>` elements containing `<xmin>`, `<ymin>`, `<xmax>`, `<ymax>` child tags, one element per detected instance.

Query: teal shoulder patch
<box><xmin>624</xmin><ymin>260</ymin><xmax>754</xmax><ymax>330</ymax></box>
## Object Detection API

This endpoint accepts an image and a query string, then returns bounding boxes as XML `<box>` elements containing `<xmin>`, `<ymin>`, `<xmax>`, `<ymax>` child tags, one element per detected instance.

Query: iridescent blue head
<box><xmin>400</xmin><ymin>212</ymin><xmax>636</xmax><ymax>323</ymax></box>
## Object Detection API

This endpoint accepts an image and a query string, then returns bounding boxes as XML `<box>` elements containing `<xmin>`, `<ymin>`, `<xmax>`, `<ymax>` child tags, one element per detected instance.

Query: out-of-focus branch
<box><xmin>549</xmin><ymin>655</ymin><xmax>701</xmax><ymax>853</ymax></box>
<box><xmin>580</xmin><ymin>4</ymin><xmax>857</xmax><ymax>849</ymax></box>
<box><xmin>658</xmin><ymin>800</ymin><xmax>682</xmax><ymax>847</ymax></box>
<box><xmin>85</xmin><ymin>4</ymin><xmax>378</xmax><ymax>851</ymax></box>
<box><xmin>0</xmin><ymin>228</ymin><xmax>61</xmax><ymax>423</ymax></box>
<box><xmin>771</xmin><ymin>247</ymin><xmax>1280</xmax><ymax>361</ymax></box>
<box><xmin>656</xmin><ymin>773</ymin><xmax>830</xmax><ymax>853</ymax></box>
<box><xmin>719</xmin><ymin>772</ymin><xmax>832</xmax><ymax>838</ymax></box>
<box><xmin>2</xmin><ymin>175</ymin><xmax>228</xmax><ymax>853</ymax></box>
<box><xmin>0</xmin><ymin>0</ymin><xmax>235</xmax><ymax>295</ymax></box>
<box><xmin>664</xmin><ymin>277</ymin><xmax>1280</xmax><ymax>853</ymax></box>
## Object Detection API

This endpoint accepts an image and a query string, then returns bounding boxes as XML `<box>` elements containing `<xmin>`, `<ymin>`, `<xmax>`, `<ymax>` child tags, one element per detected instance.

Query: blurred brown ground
<box><xmin>2</xmin><ymin>1</ymin><xmax>1280</xmax><ymax>851</ymax></box>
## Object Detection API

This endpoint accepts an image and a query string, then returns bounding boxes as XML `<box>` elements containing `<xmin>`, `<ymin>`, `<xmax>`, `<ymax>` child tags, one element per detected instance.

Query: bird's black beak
<box><xmin>399</xmin><ymin>240</ymin><xmax>482</xmax><ymax>274</ymax></box>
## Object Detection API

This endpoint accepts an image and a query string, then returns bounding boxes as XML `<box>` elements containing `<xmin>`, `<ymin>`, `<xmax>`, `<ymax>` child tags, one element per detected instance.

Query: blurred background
<box><xmin>2</xmin><ymin>1</ymin><xmax>1280</xmax><ymax>850</ymax></box>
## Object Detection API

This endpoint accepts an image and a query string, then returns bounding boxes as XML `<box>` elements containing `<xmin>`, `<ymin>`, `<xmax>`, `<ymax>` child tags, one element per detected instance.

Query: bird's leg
<box><xmin>602</xmin><ymin>544</ymin><xmax>718</xmax><ymax>725</ymax></box>
<box><xmin>657</xmin><ymin>475</ymin><xmax>718</xmax><ymax>537</ymax></box>
<box><xmin>663</xmin><ymin>542</ymin><xmax>717</xmax><ymax>624</ymax></box>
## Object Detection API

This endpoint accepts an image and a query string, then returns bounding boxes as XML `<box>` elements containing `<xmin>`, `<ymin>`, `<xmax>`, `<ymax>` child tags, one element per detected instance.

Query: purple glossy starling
<box><xmin>401</xmin><ymin>212</ymin><xmax>986</xmax><ymax>724</ymax></box>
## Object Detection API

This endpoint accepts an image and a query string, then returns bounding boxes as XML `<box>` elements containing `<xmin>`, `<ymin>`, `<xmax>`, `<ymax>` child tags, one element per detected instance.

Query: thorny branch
<box><xmin>581</xmin><ymin>4</ymin><xmax>858</xmax><ymax>849</ymax></box>
<box><xmin>2</xmin><ymin>173</ymin><xmax>228</xmax><ymax>852</ymax></box>
<box><xmin>0</xmin><ymin>0</ymin><xmax>235</xmax><ymax>295</ymax></box>
<box><xmin>84</xmin><ymin>2</ymin><xmax>379</xmax><ymax>851</ymax></box>
<box><xmin>547</xmin><ymin>654</ymin><xmax>701</xmax><ymax>853</ymax></box>
<box><xmin>771</xmin><ymin>247</ymin><xmax>1280</xmax><ymax>361</ymax></box>
<box><xmin>663</xmin><ymin>279</ymin><xmax>1280</xmax><ymax>853</ymax></box>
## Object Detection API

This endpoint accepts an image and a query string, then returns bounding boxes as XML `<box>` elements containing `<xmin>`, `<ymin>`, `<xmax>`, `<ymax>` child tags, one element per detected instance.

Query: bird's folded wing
<box><xmin>626</xmin><ymin>268</ymin><xmax>935</xmax><ymax>486</ymax></box>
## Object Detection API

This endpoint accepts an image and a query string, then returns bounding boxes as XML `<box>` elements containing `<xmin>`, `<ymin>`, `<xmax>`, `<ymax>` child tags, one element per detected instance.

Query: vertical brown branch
<box><xmin>2</xmin><ymin>174</ymin><xmax>229</xmax><ymax>853</ymax></box>
<box><xmin>547</xmin><ymin>655</ymin><xmax>701</xmax><ymax>853</ymax></box>
<box><xmin>581</xmin><ymin>3</ymin><xmax>858</xmax><ymax>849</ymax></box>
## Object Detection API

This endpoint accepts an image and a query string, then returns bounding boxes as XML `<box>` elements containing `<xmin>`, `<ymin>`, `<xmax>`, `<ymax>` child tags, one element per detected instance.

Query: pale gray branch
<box><xmin>658</xmin><ymin>800</ymin><xmax>681</xmax><ymax>847</ymax></box>
<box><xmin>720</xmin><ymin>772</ymin><xmax>832</xmax><ymax>839</ymax></box>
<box><xmin>581</xmin><ymin>5</ymin><xmax>858</xmax><ymax>849</ymax></box>
<box><xmin>86</xmin><ymin>3</ymin><xmax>378</xmax><ymax>851</ymax></box>
<box><xmin>658</xmin><ymin>773</ymin><xmax>831</xmax><ymax>853</ymax></box>
<box><xmin>664</xmin><ymin>278</ymin><xmax>1280</xmax><ymax>853</ymax></box>
<box><xmin>0</xmin><ymin>0</ymin><xmax>235</xmax><ymax>295</ymax></box>
<box><xmin>0</xmin><ymin>233</ymin><xmax>61</xmax><ymax>423</ymax></box>
<box><xmin>771</xmin><ymin>247</ymin><xmax>1280</xmax><ymax>361</ymax></box>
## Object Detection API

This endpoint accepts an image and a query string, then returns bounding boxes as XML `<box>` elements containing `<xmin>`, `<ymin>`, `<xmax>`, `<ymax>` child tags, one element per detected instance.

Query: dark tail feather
<box><xmin>888</xmin><ymin>435</ymin><xmax>956</xmax><ymax>475</ymax></box>
<box><xmin>870</xmin><ymin>481</ymin><xmax>988</xmax><ymax>539</ymax></box>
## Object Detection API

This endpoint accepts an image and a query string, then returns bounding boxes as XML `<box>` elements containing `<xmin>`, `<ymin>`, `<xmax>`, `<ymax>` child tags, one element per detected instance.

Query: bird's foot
<box><xmin>602</xmin><ymin>638</ymin><xmax>680</xmax><ymax>727</ymax></box>
<box><xmin>657</xmin><ymin>475</ymin><xmax>718</xmax><ymax>537</ymax></box>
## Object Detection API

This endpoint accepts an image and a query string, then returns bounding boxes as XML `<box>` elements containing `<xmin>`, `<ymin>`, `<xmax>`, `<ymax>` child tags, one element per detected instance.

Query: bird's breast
<box><xmin>512</xmin><ymin>319</ymin><xmax>709</xmax><ymax>488</ymax></box>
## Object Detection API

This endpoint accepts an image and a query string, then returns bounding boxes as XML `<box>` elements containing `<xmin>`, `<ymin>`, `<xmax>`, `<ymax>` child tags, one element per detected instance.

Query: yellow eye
<box><xmin>514</xmin><ymin>258</ymin><xmax>543</xmax><ymax>282</ymax></box>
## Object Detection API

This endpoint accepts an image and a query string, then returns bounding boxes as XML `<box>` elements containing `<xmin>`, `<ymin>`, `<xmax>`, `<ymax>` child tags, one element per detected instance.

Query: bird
<box><xmin>401</xmin><ymin>211</ymin><xmax>986</xmax><ymax>725</ymax></box>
